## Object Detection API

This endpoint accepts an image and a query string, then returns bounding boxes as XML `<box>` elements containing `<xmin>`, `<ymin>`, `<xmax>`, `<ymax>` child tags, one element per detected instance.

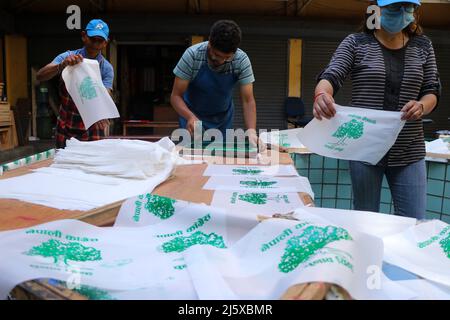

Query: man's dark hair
<box><xmin>209</xmin><ymin>20</ymin><xmax>242</xmax><ymax>53</ymax></box>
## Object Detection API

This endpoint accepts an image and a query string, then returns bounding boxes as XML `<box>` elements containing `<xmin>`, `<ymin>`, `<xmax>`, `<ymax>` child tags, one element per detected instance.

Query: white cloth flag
<box><xmin>383</xmin><ymin>220</ymin><xmax>450</xmax><ymax>287</ymax></box>
<box><xmin>211</xmin><ymin>191</ymin><xmax>304</xmax><ymax>217</ymax></box>
<box><xmin>203</xmin><ymin>164</ymin><xmax>299</xmax><ymax>177</ymax></box>
<box><xmin>298</xmin><ymin>105</ymin><xmax>405</xmax><ymax>165</ymax></box>
<box><xmin>260</xmin><ymin>128</ymin><xmax>305</xmax><ymax>149</ymax></box>
<box><xmin>0</xmin><ymin>198</ymin><xmax>259</xmax><ymax>300</ymax></box>
<box><xmin>112</xmin><ymin>194</ymin><xmax>259</xmax><ymax>300</ymax></box>
<box><xmin>299</xmin><ymin>207</ymin><xmax>417</xmax><ymax>238</ymax></box>
<box><xmin>62</xmin><ymin>59</ymin><xmax>119</xmax><ymax>129</ymax></box>
<box><xmin>183</xmin><ymin>209</ymin><xmax>409</xmax><ymax>300</ymax></box>
<box><xmin>0</xmin><ymin>219</ymin><xmax>188</xmax><ymax>299</ymax></box>
<box><xmin>203</xmin><ymin>175</ymin><xmax>314</xmax><ymax>197</ymax></box>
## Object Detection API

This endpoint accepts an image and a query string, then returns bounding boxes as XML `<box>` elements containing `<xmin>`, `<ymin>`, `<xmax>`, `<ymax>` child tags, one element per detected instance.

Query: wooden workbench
<box><xmin>0</xmin><ymin>151</ymin><xmax>312</xmax><ymax>231</ymax></box>
<box><xmin>2</xmin><ymin>150</ymin><xmax>337</xmax><ymax>300</ymax></box>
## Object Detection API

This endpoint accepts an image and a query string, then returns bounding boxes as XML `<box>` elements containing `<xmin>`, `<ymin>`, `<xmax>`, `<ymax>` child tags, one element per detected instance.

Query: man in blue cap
<box><xmin>37</xmin><ymin>19</ymin><xmax>114</xmax><ymax>148</ymax></box>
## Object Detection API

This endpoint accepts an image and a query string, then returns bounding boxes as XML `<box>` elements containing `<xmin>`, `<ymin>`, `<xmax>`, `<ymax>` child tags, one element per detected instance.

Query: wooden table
<box><xmin>1</xmin><ymin>150</ymin><xmax>338</xmax><ymax>300</ymax></box>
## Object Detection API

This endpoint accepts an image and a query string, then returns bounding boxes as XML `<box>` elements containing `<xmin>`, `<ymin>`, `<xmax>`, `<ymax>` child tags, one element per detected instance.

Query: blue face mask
<box><xmin>381</xmin><ymin>6</ymin><xmax>415</xmax><ymax>34</ymax></box>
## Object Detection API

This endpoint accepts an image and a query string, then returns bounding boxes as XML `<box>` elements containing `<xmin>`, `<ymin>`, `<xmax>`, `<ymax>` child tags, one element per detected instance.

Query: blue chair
<box><xmin>285</xmin><ymin>97</ymin><xmax>313</xmax><ymax>128</ymax></box>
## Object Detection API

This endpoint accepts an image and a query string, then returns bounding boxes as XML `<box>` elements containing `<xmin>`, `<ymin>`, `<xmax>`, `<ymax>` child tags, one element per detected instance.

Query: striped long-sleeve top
<box><xmin>318</xmin><ymin>32</ymin><xmax>441</xmax><ymax>167</ymax></box>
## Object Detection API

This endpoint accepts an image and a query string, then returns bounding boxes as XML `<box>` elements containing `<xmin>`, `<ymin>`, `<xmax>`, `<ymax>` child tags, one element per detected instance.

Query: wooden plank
<box><xmin>288</xmin><ymin>39</ymin><xmax>302</xmax><ymax>98</ymax></box>
<box><xmin>5</xmin><ymin>35</ymin><xmax>28</xmax><ymax>107</ymax></box>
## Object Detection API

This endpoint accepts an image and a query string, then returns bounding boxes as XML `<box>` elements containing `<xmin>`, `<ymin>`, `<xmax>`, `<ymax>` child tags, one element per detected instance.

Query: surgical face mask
<box><xmin>380</xmin><ymin>6</ymin><xmax>415</xmax><ymax>34</ymax></box>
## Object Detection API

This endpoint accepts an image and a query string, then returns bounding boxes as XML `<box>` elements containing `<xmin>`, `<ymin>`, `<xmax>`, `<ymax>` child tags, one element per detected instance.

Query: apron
<box><xmin>179</xmin><ymin>62</ymin><xmax>238</xmax><ymax>136</ymax></box>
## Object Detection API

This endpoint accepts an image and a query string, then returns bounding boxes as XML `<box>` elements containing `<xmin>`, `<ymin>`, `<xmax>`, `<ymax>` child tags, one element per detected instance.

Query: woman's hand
<box><xmin>313</xmin><ymin>92</ymin><xmax>336</xmax><ymax>120</ymax></box>
<box><xmin>401</xmin><ymin>100</ymin><xmax>424</xmax><ymax>121</ymax></box>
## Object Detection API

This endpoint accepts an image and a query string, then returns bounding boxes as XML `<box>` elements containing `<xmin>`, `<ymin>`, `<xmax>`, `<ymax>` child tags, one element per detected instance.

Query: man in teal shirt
<box><xmin>171</xmin><ymin>20</ymin><xmax>261</xmax><ymax>148</ymax></box>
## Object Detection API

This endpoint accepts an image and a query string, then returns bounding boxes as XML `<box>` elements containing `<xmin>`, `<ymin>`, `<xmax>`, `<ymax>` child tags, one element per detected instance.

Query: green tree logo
<box><xmin>24</xmin><ymin>239</ymin><xmax>102</xmax><ymax>265</ymax></box>
<box><xmin>161</xmin><ymin>231</ymin><xmax>227</xmax><ymax>253</ymax></box>
<box><xmin>278</xmin><ymin>225</ymin><xmax>353</xmax><ymax>273</ymax></box>
<box><xmin>78</xmin><ymin>76</ymin><xmax>98</xmax><ymax>102</ymax></box>
<box><xmin>145</xmin><ymin>194</ymin><xmax>177</xmax><ymax>220</ymax></box>
<box><xmin>232</xmin><ymin>168</ymin><xmax>264</xmax><ymax>175</ymax></box>
<box><xmin>240</xmin><ymin>179</ymin><xmax>277</xmax><ymax>188</ymax></box>
<box><xmin>332</xmin><ymin>119</ymin><xmax>364</xmax><ymax>146</ymax></box>
<box><xmin>439</xmin><ymin>233</ymin><xmax>450</xmax><ymax>259</ymax></box>
<box><xmin>238</xmin><ymin>193</ymin><xmax>268</xmax><ymax>205</ymax></box>
<box><xmin>74</xmin><ymin>284</ymin><xmax>115</xmax><ymax>300</ymax></box>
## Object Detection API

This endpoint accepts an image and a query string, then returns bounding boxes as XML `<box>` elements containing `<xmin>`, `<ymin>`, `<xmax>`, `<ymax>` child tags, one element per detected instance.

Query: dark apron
<box><xmin>179</xmin><ymin>62</ymin><xmax>238</xmax><ymax>136</ymax></box>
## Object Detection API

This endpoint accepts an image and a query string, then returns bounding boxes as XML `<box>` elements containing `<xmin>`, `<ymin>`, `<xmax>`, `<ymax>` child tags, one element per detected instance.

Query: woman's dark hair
<box><xmin>209</xmin><ymin>20</ymin><xmax>242</xmax><ymax>53</ymax></box>
<box><xmin>361</xmin><ymin>5</ymin><xmax>423</xmax><ymax>37</ymax></box>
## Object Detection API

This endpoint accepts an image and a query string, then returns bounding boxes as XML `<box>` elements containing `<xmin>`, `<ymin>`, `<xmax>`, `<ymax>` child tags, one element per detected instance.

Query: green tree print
<box><xmin>161</xmin><ymin>231</ymin><xmax>227</xmax><ymax>253</ymax></box>
<box><xmin>78</xmin><ymin>76</ymin><xmax>99</xmax><ymax>102</ymax></box>
<box><xmin>24</xmin><ymin>239</ymin><xmax>102</xmax><ymax>265</ymax></box>
<box><xmin>278</xmin><ymin>225</ymin><xmax>353</xmax><ymax>273</ymax></box>
<box><xmin>238</xmin><ymin>193</ymin><xmax>268</xmax><ymax>205</ymax></box>
<box><xmin>439</xmin><ymin>233</ymin><xmax>450</xmax><ymax>259</ymax></box>
<box><xmin>240</xmin><ymin>179</ymin><xmax>277</xmax><ymax>188</ymax></box>
<box><xmin>74</xmin><ymin>285</ymin><xmax>115</xmax><ymax>300</ymax></box>
<box><xmin>144</xmin><ymin>194</ymin><xmax>177</xmax><ymax>220</ymax></box>
<box><xmin>232</xmin><ymin>168</ymin><xmax>264</xmax><ymax>175</ymax></box>
<box><xmin>332</xmin><ymin>119</ymin><xmax>364</xmax><ymax>146</ymax></box>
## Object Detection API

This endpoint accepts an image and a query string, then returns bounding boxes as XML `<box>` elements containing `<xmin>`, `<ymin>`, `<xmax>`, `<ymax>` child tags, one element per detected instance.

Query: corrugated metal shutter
<box><xmin>301</xmin><ymin>40</ymin><xmax>352</xmax><ymax>117</ymax></box>
<box><xmin>233</xmin><ymin>38</ymin><xmax>288</xmax><ymax>130</ymax></box>
<box><xmin>425</xmin><ymin>43</ymin><xmax>450</xmax><ymax>138</ymax></box>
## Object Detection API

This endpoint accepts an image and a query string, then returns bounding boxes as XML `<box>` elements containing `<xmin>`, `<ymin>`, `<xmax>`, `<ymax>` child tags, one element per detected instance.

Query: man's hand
<box><xmin>401</xmin><ymin>100</ymin><xmax>424</xmax><ymax>121</ymax></box>
<box><xmin>186</xmin><ymin>115</ymin><xmax>200</xmax><ymax>136</ymax></box>
<box><xmin>96</xmin><ymin>119</ymin><xmax>110</xmax><ymax>131</ymax></box>
<box><xmin>248</xmin><ymin>130</ymin><xmax>267</xmax><ymax>152</ymax></box>
<box><xmin>61</xmin><ymin>54</ymin><xmax>83</xmax><ymax>69</ymax></box>
<box><xmin>313</xmin><ymin>92</ymin><xmax>336</xmax><ymax>120</ymax></box>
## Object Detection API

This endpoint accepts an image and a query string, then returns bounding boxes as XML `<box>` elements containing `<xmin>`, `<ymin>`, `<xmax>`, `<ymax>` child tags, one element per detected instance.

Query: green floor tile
<box><xmin>427</xmin><ymin>179</ymin><xmax>445</xmax><ymax>197</ymax></box>
<box><xmin>428</xmin><ymin>162</ymin><xmax>446</xmax><ymax>180</ymax></box>
<box><xmin>323</xmin><ymin>169</ymin><xmax>338</xmax><ymax>184</ymax></box>
<box><xmin>324</xmin><ymin>157</ymin><xmax>338</xmax><ymax>169</ymax></box>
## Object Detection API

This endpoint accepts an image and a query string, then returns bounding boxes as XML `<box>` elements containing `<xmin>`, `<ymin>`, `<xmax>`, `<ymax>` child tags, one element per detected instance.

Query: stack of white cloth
<box><xmin>0</xmin><ymin>137</ymin><xmax>193</xmax><ymax>211</ymax></box>
<box><xmin>52</xmin><ymin>137</ymin><xmax>178</xmax><ymax>180</ymax></box>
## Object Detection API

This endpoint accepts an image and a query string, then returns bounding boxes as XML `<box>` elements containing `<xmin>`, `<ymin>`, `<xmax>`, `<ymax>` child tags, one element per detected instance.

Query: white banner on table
<box><xmin>203</xmin><ymin>165</ymin><xmax>299</xmax><ymax>177</ymax></box>
<box><xmin>260</xmin><ymin>128</ymin><xmax>305</xmax><ymax>149</ymax></box>
<box><xmin>299</xmin><ymin>207</ymin><xmax>417</xmax><ymax>238</ymax></box>
<box><xmin>114</xmin><ymin>193</ymin><xmax>259</xmax><ymax>238</ymax></box>
<box><xmin>383</xmin><ymin>220</ymin><xmax>450</xmax><ymax>287</ymax></box>
<box><xmin>211</xmin><ymin>191</ymin><xmax>304</xmax><ymax>217</ymax></box>
<box><xmin>394</xmin><ymin>279</ymin><xmax>450</xmax><ymax>300</ymax></box>
<box><xmin>0</xmin><ymin>198</ymin><xmax>260</xmax><ymax>300</ymax></box>
<box><xmin>0</xmin><ymin>219</ymin><xmax>184</xmax><ymax>299</ymax></box>
<box><xmin>183</xmin><ymin>209</ymin><xmax>406</xmax><ymax>300</ymax></box>
<box><xmin>62</xmin><ymin>59</ymin><xmax>119</xmax><ymax>129</ymax></box>
<box><xmin>203</xmin><ymin>176</ymin><xmax>314</xmax><ymax>197</ymax></box>
<box><xmin>298</xmin><ymin>105</ymin><xmax>405</xmax><ymax>165</ymax></box>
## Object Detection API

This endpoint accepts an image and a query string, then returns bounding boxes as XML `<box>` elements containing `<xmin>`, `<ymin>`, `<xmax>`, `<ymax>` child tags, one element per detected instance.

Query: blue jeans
<box><xmin>349</xmin><ymin>159</ymin><xmax>426</xmax><ymax>219</ymax></box>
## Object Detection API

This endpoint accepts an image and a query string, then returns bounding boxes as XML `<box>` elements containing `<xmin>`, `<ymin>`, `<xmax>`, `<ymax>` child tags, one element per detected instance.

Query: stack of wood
<box><xmin>0</xmin><ymin>82</ymin><xmax>4</xmax><ymax>100</ymax></box>
<box><xmin>0</xmin><ymin>101</ymin><xmax>18</xmax><ymax>150</ymax></box>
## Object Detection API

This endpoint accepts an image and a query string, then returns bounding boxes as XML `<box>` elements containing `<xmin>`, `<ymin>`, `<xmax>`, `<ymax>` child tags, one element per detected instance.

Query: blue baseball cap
<box><xmin>377</xmin><ymin>0</ymin><xmax>421</xmax><ymax>6</ymax></box>
<box><xmin>85</xmin><ymin>19</ymin><xmax>109</xmax><ymax>40</ymax></box>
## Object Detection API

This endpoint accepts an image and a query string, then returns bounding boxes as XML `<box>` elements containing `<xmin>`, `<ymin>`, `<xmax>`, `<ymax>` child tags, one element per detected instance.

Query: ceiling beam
<box><xmin>297</xmin><ymin>0</ymin><xmax>314</xmax><ymax>16</ymax></box>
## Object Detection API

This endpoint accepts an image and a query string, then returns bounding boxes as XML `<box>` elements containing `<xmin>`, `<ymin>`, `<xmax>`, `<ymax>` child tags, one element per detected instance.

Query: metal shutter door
<box><xmin>233</xmin><ymin>38</ymin><xmax>288</xmax><ymax>130</ymax></box>
<box><xmin>302</xmin><ymin>40</ymin><xmax>353</xmax><ymax>117</ymax></box>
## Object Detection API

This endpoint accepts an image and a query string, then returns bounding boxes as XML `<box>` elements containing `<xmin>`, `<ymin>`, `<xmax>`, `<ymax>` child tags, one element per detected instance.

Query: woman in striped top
<box><xmin>313</xmin><ymin>0</ymin><xmax>441</xmax><ymax>219</ymax></box>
